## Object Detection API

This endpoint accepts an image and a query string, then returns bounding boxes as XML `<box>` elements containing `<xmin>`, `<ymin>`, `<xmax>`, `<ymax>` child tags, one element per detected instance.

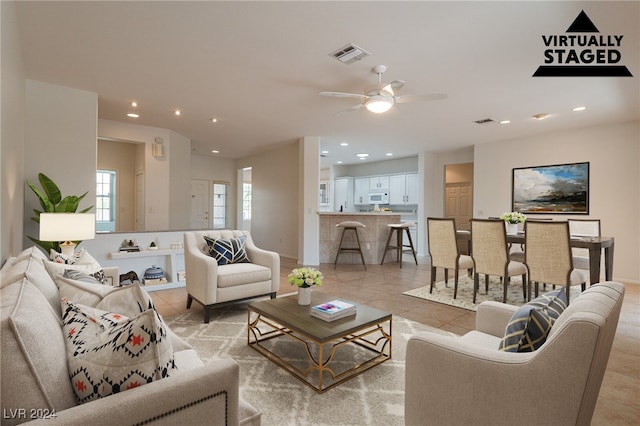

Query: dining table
<box><xmin>456</xmin><ymin>230</ymin><xmax>615</xmax><ymax>285</ymax></box>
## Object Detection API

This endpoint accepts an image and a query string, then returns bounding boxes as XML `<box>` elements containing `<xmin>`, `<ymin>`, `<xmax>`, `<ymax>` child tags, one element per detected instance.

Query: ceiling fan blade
<box><xmin>336</xmin><ymin>104</ymin><xmax>366</xmax><ymax>115</ymax></box>
<box><xmin>320</xmin><ymin>91</ymin><xmax>368</xmax><ymax>99</ymax></box>
<box><xmin>395</xmin><ymin>93</ymin><xmax>448</xmax><ymax>104</ymax></box>
<box><xmin>381</xmin><ymin>84</ymin><xmax>395</xmax><ymax>96</ymax></box>
<box><xmin>389</xmin><ymin>80</ymin><xmax>405</xmax><ymax>90</ymax></box>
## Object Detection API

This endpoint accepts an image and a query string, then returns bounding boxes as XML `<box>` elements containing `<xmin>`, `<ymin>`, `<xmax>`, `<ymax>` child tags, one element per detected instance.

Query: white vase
<box><xmin>298</xmin><ymin>287</ymin><xmax>311</xmax><ymax>305</ymax></box>
<box><xmin>506</xmin><ymin>223</ymin><xmax>519</xmax><ymax>235</ymax></box>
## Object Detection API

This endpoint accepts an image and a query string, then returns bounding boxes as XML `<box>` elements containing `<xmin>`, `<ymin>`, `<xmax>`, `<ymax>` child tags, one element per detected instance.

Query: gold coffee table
<box><xmin>247</xmin><ymin>292</ymin><xmax>392</xmax><ymax>393</ymax></box>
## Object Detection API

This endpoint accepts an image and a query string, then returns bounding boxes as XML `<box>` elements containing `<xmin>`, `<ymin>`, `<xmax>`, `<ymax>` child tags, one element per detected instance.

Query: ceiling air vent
<box><xmin>473</xmin><ymin>118</ymin><xmax>495</xmax><ymax>124</ymax></box>
<box><xmin>329</xmin><ymin>43</ymin><xmax>371</xmax><ymax>64</ymax></box>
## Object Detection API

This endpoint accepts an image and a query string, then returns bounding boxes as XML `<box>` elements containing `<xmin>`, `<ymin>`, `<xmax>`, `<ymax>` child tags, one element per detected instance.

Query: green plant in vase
<box><xmin>27</xmin><ymin>172</ymin><xmax>93</xmax><ymax>253</ymax></box>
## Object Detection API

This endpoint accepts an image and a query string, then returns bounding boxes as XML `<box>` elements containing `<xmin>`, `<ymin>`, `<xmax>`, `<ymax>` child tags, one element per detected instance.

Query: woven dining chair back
<box><xmin>471</xmin><ymin>219</ymin><xmax>509</xmax><ymax>276</ymax></box>
<box><xmin>427</xmin><ymin>218</ymin><xmax>460</xmax><ymax>270</ymax></box>
<box><xmin>525</xmin><ymin>221</ymin><xmax>573</xmax><ymax>285</ymax></box>
<box><xmin>471</xmin><ymin>219</ymin><xmax>527</xmax><ymax>303</ymax></box>
<box><xmin>427</xmin><ymin>217</ymin><xmax>474</xmax><ymax>299</ymax></box>
<box><xmin>568</xmin><ymin>219</ymin><xmax>601</xmax><ymax>237</ymax></box>
<box><xmin>568</xmin><ymin>219</ymin><xmax>601</xmax><ymax>272</ymax></box>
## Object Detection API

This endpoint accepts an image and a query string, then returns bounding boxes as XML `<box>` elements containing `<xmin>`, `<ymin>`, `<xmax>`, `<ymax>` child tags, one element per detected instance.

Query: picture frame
<box><xmin>512</xmin><ymin>162</ymin><xmax>589</xmax><ymax>214</ymax></box>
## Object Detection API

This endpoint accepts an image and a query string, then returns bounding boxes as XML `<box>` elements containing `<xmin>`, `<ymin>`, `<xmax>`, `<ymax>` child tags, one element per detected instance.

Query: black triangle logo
<box><xmin>566</xmin><ymin>10</ymin><xmax>599</xmax><ymax>33</ymax></box>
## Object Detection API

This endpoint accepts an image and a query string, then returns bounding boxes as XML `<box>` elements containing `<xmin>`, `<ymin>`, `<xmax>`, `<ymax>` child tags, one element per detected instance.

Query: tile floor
<box><xmin>150</xmin><ymin>256</ymin><xmax>639</xmax><ymax>425</ymax></box>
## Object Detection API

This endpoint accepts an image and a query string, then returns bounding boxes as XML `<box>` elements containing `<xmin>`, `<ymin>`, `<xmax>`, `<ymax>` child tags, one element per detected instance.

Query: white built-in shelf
<box><xmin>109</xmin><ymin>248</ymin><xmax>183</xmax><ymax>260</ymax></box>
<box><xmin>109</xmin><ymin>248</ymin><xmax>185</xmax><ymax>291</ymax></box>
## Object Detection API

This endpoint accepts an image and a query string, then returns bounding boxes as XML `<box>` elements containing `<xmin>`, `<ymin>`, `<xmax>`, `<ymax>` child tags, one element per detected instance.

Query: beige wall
<box><xmin>474</xmin><ymin>121</ymin><xmax>639</xmax><ymax>283</ymax></box>
<box><xmin>236</xmin><ymin>141</ymin><xmax>299</xmax><ymax>258</ymax></box>
<box><xmin>445</xmin><ymin>163</ymin><xmax>474</xmax><ymax>184</ymax></box>
<box><xmin>23</xmin><ymin>80</ymin><xmax>98</xmax><ymax>249</ymax></box>
<box><xmin>1</xmin><ymin>1</ymin><xmax>26</xmax><ymax>262</ymax></box>
<box><xmin>97</xmin><ymin>140</ymin><xmax>137</xmax><ymax>232</ymax></box>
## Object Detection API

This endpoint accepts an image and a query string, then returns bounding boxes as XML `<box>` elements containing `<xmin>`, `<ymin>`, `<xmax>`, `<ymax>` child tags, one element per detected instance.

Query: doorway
<box><xmin>444</xmin><ymin>163</ymin><xmax>474</xmax><ymax>231</ymax></box>
<box><xmin>190</xmin><ymin>179</ymin><xmax>210</xmax><ymax>229</ymax></box>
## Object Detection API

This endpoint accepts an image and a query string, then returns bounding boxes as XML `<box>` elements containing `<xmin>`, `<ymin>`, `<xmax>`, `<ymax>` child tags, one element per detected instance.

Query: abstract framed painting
<box><xmin>512</xmin><ymin>162</ymin><xmax>589</xmax><ymax>214</ymax></box>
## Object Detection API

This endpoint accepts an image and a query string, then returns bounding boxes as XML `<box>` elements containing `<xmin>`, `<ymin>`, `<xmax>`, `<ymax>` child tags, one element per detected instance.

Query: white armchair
<box><xmin>183</xmin><ymin>230</ymin><xmax>280</xmax><ymax>323</ymax></box>
<box><xmin>405</xmin><ymin>282</ymin><xmax>624</xmax><ymax>425</ymax></box>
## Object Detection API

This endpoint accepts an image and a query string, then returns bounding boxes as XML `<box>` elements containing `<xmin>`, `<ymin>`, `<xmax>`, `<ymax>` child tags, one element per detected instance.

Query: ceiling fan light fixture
<box><xmin>365</xmin><ymin>95</ymin><xmax>393</xmax><ymax>113</ymax></box>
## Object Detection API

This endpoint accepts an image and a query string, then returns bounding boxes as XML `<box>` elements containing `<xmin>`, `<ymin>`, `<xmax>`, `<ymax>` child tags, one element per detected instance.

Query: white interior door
<box><xmin>445</xmin><ymin>182</ymin><xmax>473</xmax><ymax>230</ymax></box>
<box><xmin>190</xmin><ymin>179</ymin><xmax>210</xmax><ymax>229</ymax></box>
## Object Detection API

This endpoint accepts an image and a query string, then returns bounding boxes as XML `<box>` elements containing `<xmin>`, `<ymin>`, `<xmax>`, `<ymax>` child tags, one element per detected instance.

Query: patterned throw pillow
<box><xmin>61</xmin><ymin>298</ymin><xmax>175</xmax><ymax>404</ymax></box>
<box><xmin>50</xmin><ymin>248</ymin><xmax>85</xmax><ymax>264</ymax></box>
<box><xmin>499</xmin><ymin>288</ymin><xmax>568</xmax><ymax>352</ymax></box>
<box><xmin>63</xmin><ymin>269</ymin><xmax>100</xmax><ymax>284</ymax></box>
<box><xmin>204</xmin><ymin>235</ymin><xmax>251</xmax><ymax>265</ymax></box>
<box><xmin>44</xmin><ymin>258</ymin><xmax>109</xmax><ymax>285</ymax></box>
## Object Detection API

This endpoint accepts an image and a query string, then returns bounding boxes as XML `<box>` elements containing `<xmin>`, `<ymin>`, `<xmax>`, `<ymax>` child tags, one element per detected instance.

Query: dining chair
<box><xmin>508</xmin><ymin>218</ymin><xmax>553</xmax><ymax>263</ymax></box>
<box><xmin>427</xmin><ymin>217</ymin><xmax>474</xmax><ymax>299</ymax></box>
<box><xmin>568</xmin><ymin>219</ymin><xmax>601</xmax><ymax>284</ymax></box>
<box><xmin>524</xmin><ymin>221</ymin><xmax>588</xmax><ymax>304</ymax></box>
<box><xmin>470</xmin><ymin>219</ymin><xmax>527</xmax><ymax>304</ymax></box>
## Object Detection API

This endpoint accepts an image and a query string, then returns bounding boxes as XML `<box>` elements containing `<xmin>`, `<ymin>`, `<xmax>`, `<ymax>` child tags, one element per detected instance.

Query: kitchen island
<box><xmin>319</xmin><ymin>212</ymin><xmax>402</xmax><ymax>265</ymax></box>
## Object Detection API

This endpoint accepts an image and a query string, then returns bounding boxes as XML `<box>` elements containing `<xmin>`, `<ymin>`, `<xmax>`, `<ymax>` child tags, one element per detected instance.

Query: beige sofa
<box><xmin>405</xmin><ymin>281</ymin><xmax>624</xmax><ymax>426</ymax></box>
<box><xmin>183</xmin><ymin>230</ymin><xmax>280</xmax><ymax>323</ymax></box>
<box><xmin>1</xmin><ymin>246</ymin><xmax>261</xmax><ymax>425</ymax></box>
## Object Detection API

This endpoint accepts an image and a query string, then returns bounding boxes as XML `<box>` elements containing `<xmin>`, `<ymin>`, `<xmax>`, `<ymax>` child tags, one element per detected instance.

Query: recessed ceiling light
<box><xmin>572</xmin><ymin>106</ymin><xmax>586</xmax><ymax>112</ymax></box>
<box><xmin>532</xmin><ymin>113</ymin><xmax>548</xmax><ymax>120</ymax></box>
<box><xmin>336</xmin><ymin>161</ymin><xmax>343</xmax><ymax>164</ymax></box>
<box><xmin>356</xmin><ymin>153</ymin><xmax>369</xmax><ymax>158</ymax></box>
<box><xmin>127</xmin><ymin>113</ymin><xmax>139</xmax><ymax>118</ymax></box>
<box><xmin>210</xmin><ymin>117</ymin><xmax>218</xmax><ymax>123</ymax></box>
<box><xmin>340</xmin><ymin>142</ymin><xmax>349</xmax><ymax>147</ymax></box>
<box><xmin>386</xmin><ymin>153</ymin><xmax>393</xmax><ymax>156</ymax></box>
<box><xmin>322</xmin><ymin>150</ymin><xmax>329</xmax><ymax>154</ymax></box>
<box><xmin>174</xmin><ymin>110</ymin><xmax>181</xmax><ymax>116</ymax></box>
<box><xmin>211</xmin><ymin>150</ymin><xmax>220</xmax><ymax>154</ymax></box>
<box><xmin>499</xmin><ymin>120</ymin><xmax>511</xmax><ymax>124</ymax></box>
<box><xmin>131</xmin><ymin>101</ymin><xmax>138</xmax><ymax>107</ymax></box>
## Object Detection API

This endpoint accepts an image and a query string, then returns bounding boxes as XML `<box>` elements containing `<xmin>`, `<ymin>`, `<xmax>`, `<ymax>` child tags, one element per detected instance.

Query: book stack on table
<box><xmin>310</xmin><ymin>300</ymin><xmax>357</xmax><ymax>322</ymax></box>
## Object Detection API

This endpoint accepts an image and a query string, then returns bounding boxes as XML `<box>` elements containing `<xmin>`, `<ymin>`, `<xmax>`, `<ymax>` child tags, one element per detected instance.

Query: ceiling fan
<box><xmin>320</xmin><ymin>65</ymin><xmax>447</xmax><ymax>114</ymax></box>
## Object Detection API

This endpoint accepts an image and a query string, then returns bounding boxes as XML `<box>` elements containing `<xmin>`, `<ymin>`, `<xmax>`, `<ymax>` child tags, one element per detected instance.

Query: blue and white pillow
<box><xmin>499</xmin><ymin>288</ymin><xmax>568</xmax><ymax>352</ymax></box>
<box><xmin>204</xmin><ymin>235</ymin><xmax>251</xmax><ymax>265</ymax></box>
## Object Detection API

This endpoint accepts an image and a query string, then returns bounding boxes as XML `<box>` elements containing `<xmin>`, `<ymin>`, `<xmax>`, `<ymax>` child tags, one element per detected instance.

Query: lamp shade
<box><xmin>39</xmin><ymin>213</ymin><xmax>96</xmax><ymax>242</ymax></box>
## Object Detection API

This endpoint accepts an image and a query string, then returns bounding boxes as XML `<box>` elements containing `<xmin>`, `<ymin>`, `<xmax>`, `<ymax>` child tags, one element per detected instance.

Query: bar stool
<box><xmin>334</xmin><ymin>221</ymin><xmax>367</xmax><ymax>270</ymax></box>
<box><xmin>380</xmin><ymin>222</ymin><xmax>418</xmax><ymax>268</ymax></box>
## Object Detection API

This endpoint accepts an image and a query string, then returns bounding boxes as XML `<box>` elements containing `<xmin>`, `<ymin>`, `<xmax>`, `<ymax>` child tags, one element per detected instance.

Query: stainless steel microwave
<box><xmin>368</xmin><ymin>192</ymin><xmax>389</xmax><ymax>204</ymax></box>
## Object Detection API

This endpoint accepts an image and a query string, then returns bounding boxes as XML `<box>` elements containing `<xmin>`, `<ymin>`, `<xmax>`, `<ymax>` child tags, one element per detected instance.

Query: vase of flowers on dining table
<box><xmin>500</xmin><ymin>211</ymin><xmax>526</xmax><ymax>235</ymax></box>
<box><xmin>288</xmin><ymin>267</ymin><xmax>323</xmax><ymax>305</ymax></box>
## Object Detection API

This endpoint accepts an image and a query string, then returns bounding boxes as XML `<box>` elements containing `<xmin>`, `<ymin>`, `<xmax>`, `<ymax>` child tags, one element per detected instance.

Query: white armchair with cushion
<box><xmin>183</xmin><ymin>230</ymin><xmax>280</xmax><ymax>323</ymax></box>
<box><xmin>405</xmin><ymin>281</ymin><xmax>624</xmax><ymax>425</ymax></box>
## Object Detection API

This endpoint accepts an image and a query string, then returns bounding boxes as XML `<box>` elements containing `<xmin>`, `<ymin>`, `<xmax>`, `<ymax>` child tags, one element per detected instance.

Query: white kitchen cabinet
<box><xmin>354</xmin><ymin>177</ymin><xmax>370</xmax><ymax>205</ymax></box>
<box><xmin>369</xmin><ymin>176</ymin><xmax>389</xmax><ymax>191</ymax></box>
<box><xmin>334</xmin><ymin>177</ymin><xmax>354</xmax><ymax>211</ymax></box>
<box><xmin>389</xmin><ymin>173</ymin><xmax>419</xmax><ymax>205</ymax></box>
<box><xmin>405</xmin><ymin>173</ymin><xmax>419</xmax><ymax>204</ymax></box>
<box><xmin>319</xmin><ymin>181</ymin><xmax>330</xmax><ymax>205</ymax></box>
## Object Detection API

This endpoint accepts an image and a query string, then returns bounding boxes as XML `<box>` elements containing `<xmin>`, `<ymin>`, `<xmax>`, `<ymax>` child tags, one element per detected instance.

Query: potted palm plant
<box><xmin>26</xmin><ymin>172</ymin><xmax>93</xmax><ymax>253</ymax></box>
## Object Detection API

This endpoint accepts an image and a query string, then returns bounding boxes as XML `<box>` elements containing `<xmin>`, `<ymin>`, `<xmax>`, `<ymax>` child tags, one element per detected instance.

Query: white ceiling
<box><xmin>15</xmin><ymin>1</ymin><xmax>639</xmax><ymax>167</ymax></box>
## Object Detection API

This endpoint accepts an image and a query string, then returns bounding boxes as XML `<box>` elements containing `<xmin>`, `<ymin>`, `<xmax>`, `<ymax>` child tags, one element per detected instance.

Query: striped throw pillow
<box><xmin>499</xmin><ymin>288</ymin><xmax>568</xmax><ymax>352</ymax></box>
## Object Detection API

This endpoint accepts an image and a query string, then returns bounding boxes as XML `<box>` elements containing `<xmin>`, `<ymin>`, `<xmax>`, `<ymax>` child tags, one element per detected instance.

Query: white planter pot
<box><xmin>298</xmin><ymin>287</ymin><xmax>311</xmax><ymax>305</ymax></box>
<box><xmin>506</xmin><ymin>223</ymin><xmax>519</xmax><ymax>235</ymax></box>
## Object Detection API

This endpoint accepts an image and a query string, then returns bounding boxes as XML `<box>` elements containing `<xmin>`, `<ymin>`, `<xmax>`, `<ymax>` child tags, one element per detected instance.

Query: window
<box><xmin>242</xmin><ymin>183</ymin><xmax>252</xmax><ymax>221</ymax></box>
<box><xmin>96</xmin><ymin>171</ymin><xmax>116</xmax><ymax>230</ymax></box>
<box><xmin>212</xmin><ymin>183</ymin><xmax>228</xmax><ymax>229</ymax></box>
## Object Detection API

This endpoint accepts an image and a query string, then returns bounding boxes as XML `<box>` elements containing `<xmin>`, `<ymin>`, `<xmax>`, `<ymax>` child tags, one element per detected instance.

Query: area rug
<box><xmin>165</xmin><ymin>304</ymin><xmax>455</xmax><ymax>426</ymax></box>
<box><xmin>403</xmin><ymin>275</ymin><xmax>580</xmax><ymax>311</ymax></box>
